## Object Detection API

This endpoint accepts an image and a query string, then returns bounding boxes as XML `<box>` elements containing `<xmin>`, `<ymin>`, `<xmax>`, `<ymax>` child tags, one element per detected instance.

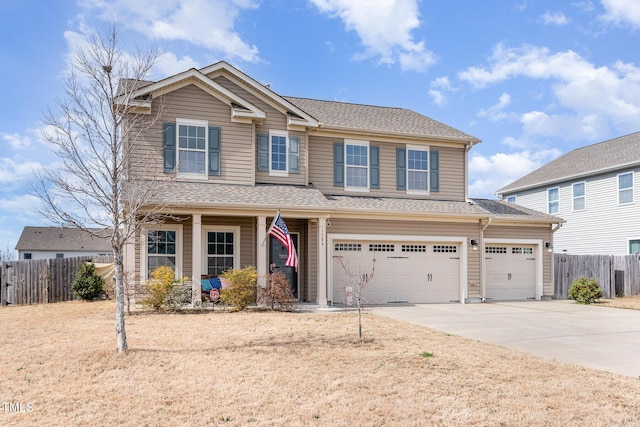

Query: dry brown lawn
<box><xmin>2</xmin><ymin>301</ymin><xmax>640</xmax><ymax>426</ymax></box>
<box><xmin>600</xmin><ymin>295</ymin><xmax>640</xmax><ymax>310</ymax></box>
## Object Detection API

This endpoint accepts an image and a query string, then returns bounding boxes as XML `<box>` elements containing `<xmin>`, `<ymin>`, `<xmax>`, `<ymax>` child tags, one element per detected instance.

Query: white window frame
<box><xmin>618</xmin><ymin>172</ymin><xmax>634</xmax><ymax>205</ymax></box>
<box><xmin>506</xmin><ymin>195</ymin><xmax>517</xmax><ymax>204</ymax></box>
<box><xmin>201</xmin><ymin>226</ymin><xmax>241</xmax><ymax>275</ymax></box>
<box><xmin>547</xmin><ymin>187</ymin><xmax>559</xmax><ymax>214</ymax></box>
<box><xmin>406</xmin><ymin>144</ymin><xmax>429</xmax><ymax>195</ymax></box>
<box><xmin>176</xmin><ymin>118</ymin><xmax>208</xmax><ymax>180</ymax></box>
<box><xmin>572</xmin><ymin>181</ymin><xmax>586</xmax><ymax>212</ymax></box>
<box><xmin>628</xmin><ymin>238</ymin><xmax>640</xmax><ymax>254</ymax></box>
<box><xmin>141</xmin><ymin>224</ymin><xmax>183</xmax><ymax>281</ymax></box>
<box><xmin>269</xmin><ymin>129</ymin><xmax>289</xmax><ymax>177</ymax></box>
<box><xmin>344</xmin><ymin>139</ymin><xmax>370</xmax><ymax>192</ymax></box>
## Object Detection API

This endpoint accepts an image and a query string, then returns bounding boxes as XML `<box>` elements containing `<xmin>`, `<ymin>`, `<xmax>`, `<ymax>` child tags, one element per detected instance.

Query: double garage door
<box><xmin>332</xmin><ymin>240</ymin><xmax>460</xmax><ymax>304</ymax></box>
<box><xmin>485</xmin><ymin>244</ymin><xmax>537</xmax><ymax>300</ymax></box>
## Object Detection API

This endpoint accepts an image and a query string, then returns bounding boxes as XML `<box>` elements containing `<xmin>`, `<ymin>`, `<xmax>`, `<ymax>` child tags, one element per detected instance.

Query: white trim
<box><xmin>326</xmin><ymin>233</ymin><xmax>468</xmax><ymax>305</ymax></box>
<box><xmin>482</xmin><ymin>238</ymin><xmax>544</xmax><ymax>301</ymax></box>
<box><xmin>344</xmin><ymin>139</ymin><xmax>370</xmax><ymax>192</ymax></box>
<box><xmin>268</xmin><ymin>129</ymin><xmax>289</xmax><ymax>177</ymax></box>
<box><xmin>176</xmin><ymin>118</ymin><xmax>209</xmax><ymax>179</ymax></box>
<box><xmin>572</xmin><ymin>181</ymin><xmax>586</xmax><ymax>212</ymax></box>
<box><xmin>617</xmin><ymin>171</ymin><xmax>634</xmax><ymax>205</ymax></box>
<box><xmin>140</xmin><ymin>224</ymin><xmax>184</xmax><ymax>281</ymax></box>
<box><xmin>201</xmin><ymin>226</ymin><xmax>241</xmax><ymax>275</ymax></box>
<box><xmin>406</xmin><ymin>144</ymin><xmax>430</xmax><ymax>196</ymax></box>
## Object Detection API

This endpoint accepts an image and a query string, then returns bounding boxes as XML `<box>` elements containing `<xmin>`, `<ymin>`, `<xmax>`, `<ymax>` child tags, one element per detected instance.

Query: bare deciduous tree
<box><xmin>35</xmin><ymin>26</ymin><xmax>171</xmax><ymax>353</ymax></box>
<box><xmin>334</xmin><ymin>254</ymin><xmax>376</xmax><ymax>341</ymax></box>
<box><xmin>0</xmin><ymin>243</ymin><xmax>17</xmax><ymax>261</ymax></box>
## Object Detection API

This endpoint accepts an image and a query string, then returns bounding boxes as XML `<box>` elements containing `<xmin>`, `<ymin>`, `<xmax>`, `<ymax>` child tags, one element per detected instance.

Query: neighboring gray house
<box><xmin>496</xmin><ymin>132</ymin><xmax>640</xmax><ymax>255</ymax></box>
<box><xmin>15</xmin><ymin>227</ymin><xmax>112</xmax><ymax>260</ymax></box>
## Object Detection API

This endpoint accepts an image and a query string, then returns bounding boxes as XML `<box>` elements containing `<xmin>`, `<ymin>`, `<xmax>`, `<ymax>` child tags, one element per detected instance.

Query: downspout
<box><xmin>549</xmin><ymin>222</ymin><xmax>563</xmax><ymax>299</ymax></box>
<box><xmin>480</xmin><ymin>217</ymin><xmax>492</xmax><ymax>302</ymax></box>
<box><xmin>464</xmin><ymin>142</ymin><xmax>472</xmax><ymax>202</ymax></box>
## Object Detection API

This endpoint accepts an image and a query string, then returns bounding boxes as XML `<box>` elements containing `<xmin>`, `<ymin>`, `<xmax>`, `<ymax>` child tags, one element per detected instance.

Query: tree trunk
<box><xmin>114</xmin><ymin>251</ymin><xmax>127</xmax><ymax>352</ymax></box>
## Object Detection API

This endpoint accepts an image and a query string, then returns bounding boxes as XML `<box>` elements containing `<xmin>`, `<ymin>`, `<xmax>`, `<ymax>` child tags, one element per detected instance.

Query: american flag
<box><xmin>269</xmin><ymin>212</ymin><xmax>298</xmax><ymax>271</ymax></box>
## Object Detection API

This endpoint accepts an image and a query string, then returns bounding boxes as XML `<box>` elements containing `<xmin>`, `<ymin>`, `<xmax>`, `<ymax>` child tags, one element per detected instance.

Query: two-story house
<box><xmin>122</xmin><ymin>61</ymin><xmax>561</xmax><ymax>305</ymax></box>
<box><xmin>497</xmin><ymin>132</ymin><xmax>640</xmax><ymax>255</ymax></box>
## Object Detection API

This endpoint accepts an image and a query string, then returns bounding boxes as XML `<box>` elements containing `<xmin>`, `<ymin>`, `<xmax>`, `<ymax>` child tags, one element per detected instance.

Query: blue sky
<box><xmin>1</xmin><ymin>0</ymin><xmax>639</xmax><ymax>252</ymax></box>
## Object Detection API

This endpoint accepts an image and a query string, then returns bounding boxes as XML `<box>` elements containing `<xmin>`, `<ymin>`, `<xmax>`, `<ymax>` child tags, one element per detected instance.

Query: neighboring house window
<box><xmin>618</xmin><ymin>172</ymin><xmax>634</xmax><ymax>204</ymax></box>
<box><xmin>346</xmin><ymin>141</ymin><xmax>369</xmax><ymax>190</ymax></box>
<box><xmin>204</xmin><ymin>227</ymin><xmax>239</xmax><ymax>275</ymax></box>
<box><xmin>506</xmin><ymin>195</ymin><xmax>516</xmax><ymax>203</ymax></box>
<box><xmin>548</xmin><ymin>187</ymin><xmax>559</xmax><ymax>214</ymax></box>
<box><xmin>56</xmin><ymin>253</ymin><xmax>64</xmax><ymax>259</ymax></box>
<box><xmin>144</xmin><ymin>226</ymin><xmax>182</xmax><ymax>279</ymax></box>
<box><xmin>24</xmin><ymin>253</ymin><xmax>32</xmax><ymax>260</ymax></box>
<box><xmin>162</xmin><ymin>120</ymin><xmax>221</xmax><ymax>177</ymax></box>
<box><xmin>572</xmin><ymin>182</ymin><xmax>586</xmax><ymax>211</ymax></box>
<box><xmin>407</xmin><ymin>145</ymin><xmax>429</xmax><ymax>194</ymax></box>
<box><xmin>629</xmin><ymin>239</ymin><xmax>640</xmax><ymax>254</ymax></box>
<box><xmin>257</xmin><ymin>131</ymin><xmax>299</xmax><ymax>176</ymax></box>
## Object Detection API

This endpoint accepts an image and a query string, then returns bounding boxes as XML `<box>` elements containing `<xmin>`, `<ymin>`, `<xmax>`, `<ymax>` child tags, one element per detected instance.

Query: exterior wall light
<box><xmin>470</xmin><ymin>239</ymin><xmax>478</xmax><ymax>251</ymax></box>
<box><xmin>545</xmin><ymin>242</ymin><xmax>553</xmax><ymax>253</ymax></box>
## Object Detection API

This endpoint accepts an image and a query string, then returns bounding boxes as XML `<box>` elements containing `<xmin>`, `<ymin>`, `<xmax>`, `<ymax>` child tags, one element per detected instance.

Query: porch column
<box><xmin>257</xmin><ymin>216</ymin><xmax>267</xmax><ymax>289</ymax></box>
<box><xmin>192</xmin><ymin>213</ymin><xmax>202</xmax><ymax>306</ymax></box>
<box><xmin>317</xmin><ymin>217</ymin><xmax>328</xmax><ymax>306</ymax></box>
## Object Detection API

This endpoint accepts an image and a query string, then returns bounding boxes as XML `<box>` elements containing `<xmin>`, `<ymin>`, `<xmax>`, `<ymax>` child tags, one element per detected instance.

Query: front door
<box><xmin>269</xmin><ymin>234</ymin><xmax>298</xmax><ymax>298</ymax></box>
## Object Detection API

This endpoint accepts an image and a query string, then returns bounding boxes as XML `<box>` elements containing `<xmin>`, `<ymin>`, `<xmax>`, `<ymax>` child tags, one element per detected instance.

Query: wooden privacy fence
<box><xmin>1</xmin><ymin>255</ymin><xmax>114</xmax><ymax>306</ymax></box>
<box><xmin>554</xmin><ymin>253</ymin><xmax>640</xmax><ymax>299</ymax></box>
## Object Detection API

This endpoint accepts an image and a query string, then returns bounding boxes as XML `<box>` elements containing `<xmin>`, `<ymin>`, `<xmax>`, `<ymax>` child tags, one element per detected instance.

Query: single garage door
<box><xmin>485</xmin><ymin>245</ymin><xmax>536</xmax><ymax>300</ymax></box>
<box><xmin>332</xmin><ymin>240</ymin><xmax>460</xmax><ymax>304</ymax></box>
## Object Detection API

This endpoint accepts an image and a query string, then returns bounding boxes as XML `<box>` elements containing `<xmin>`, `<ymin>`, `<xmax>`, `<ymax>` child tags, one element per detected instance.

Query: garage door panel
<box><xmin>332</xmin><ymin>240</ymin><xmax>460</xmax><ymax>304</ymax></box>
<box><xmin>486</xmin><ymin>245</ymin><xmax>536</xmax><ymax>301</ymax></box>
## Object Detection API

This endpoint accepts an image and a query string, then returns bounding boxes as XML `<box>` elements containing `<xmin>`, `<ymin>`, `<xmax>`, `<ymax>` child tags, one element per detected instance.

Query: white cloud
<box><xmin>154</xmin><ymin>52</ymin><xmax>201</xmax><ymax>77</ymax></box>
<box><xmin>0</xmin><ymin>156</ymin><xmax>44</xmax><ymax>187</ymax></box>
<box><xmin>541</xmin><ymin>11</ymin><xmax>569</xmax><ymax>25</ymax></box>
<box><xmin>458</xmin><ymin>43</ymin><xmax>640</xmax><ymax>140</ymax></box>
<box><xmin>309</xmin><ymin>0</ymin><xmax>436</xmax><ymax>71</ymax></box>
<box><xmin>2</xmin><ymin>132</ymin><xmax>32</xmax><ymax>150</ymax></box>
<box><xmin>478</xmin><ymin>92</ymin><xmax>514</xmax><ymax>122</ymax></box>
<box><xmin>80</xmin><ymin>0</ymin><xmax>260</xmax><ymax>62</ymax></box>
<box><xmin>600</xmin><ymin>0</ymin><xmax>640</xmax><ymax>27</ymax></box>
<box><xmin>428</xmin><ymin>76</ymin><xmax>455</xmax><ymax>106</ymax></box>
<box><xmin>468</xmin><ymin>148</ymin><xmax>562</xmax><ymax>197</ymax></box>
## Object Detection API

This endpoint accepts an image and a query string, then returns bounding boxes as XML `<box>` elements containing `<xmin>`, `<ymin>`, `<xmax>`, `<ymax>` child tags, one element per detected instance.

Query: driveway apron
<box><xmin>372</xmin><ymin>300</ymin><xmax>640</xmax><ymax>377</ymax></box>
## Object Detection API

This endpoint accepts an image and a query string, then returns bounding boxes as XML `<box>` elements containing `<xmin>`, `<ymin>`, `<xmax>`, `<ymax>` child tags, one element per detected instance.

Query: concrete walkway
<box><xmin>372</xmin><ymin>300</ymin><xmax>640</xmax><ymax>377</ymax></box>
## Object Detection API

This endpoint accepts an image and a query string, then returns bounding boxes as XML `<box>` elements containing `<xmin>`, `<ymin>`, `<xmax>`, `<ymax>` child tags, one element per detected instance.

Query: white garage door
<box><xmin>332</xmin><ymin>240</ymin><xmax>460</xmax><ymax>304</ymax></box>
<box><xmin>485</xmin><ymin>245</ymin><xmax>536</xmax><ymax>300</ymax></box>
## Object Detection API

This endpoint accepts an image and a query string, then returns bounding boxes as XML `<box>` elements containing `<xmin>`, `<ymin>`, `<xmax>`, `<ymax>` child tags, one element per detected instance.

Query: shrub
<box><xmin>568</xmin><ymin>276</ymin><xmax>603</xmax><ymax>304</ymax></box>
<box><xmin>264</xmin><ymin>271</ymin><xmax>296</xmax><ymax>311</ymax></box>
<box><xmin>72</xmin><ymin>262</ymin><xmax>105</xmax><ymax>300</ymax></box>
<box><xmin>220</xmin><ymin>266</ymin><xmax>257</xmax><ymax>311</ymax></box>
<box><xmin>142</xmin><ymin>266</ymin><xmax>188</xmax><ymax>310</ymax></box>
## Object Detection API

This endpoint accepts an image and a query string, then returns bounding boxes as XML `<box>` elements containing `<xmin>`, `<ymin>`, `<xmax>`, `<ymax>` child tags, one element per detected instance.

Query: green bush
<box><xmin>568</xmin><ymin>276</ymin><xmax>603</xmax><ymax>304</ymax></box>
<box><xmin>142</xmin><ymin>266</ymin><xmax>186</xmax><ymax>310</ymax></box>
<box><xmin>72</xmin><ymin>262</ymin><xmax>105</xmax><ymax>300</ymax></box>
<box><xmin>220</xmin><ymin>266</ymin><xmax>257</xmax><ymax>311</ymax></box>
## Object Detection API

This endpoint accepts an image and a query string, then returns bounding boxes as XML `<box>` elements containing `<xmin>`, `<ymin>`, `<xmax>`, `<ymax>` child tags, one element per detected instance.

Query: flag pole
<box><xmin>262</xmin><ymin>209</ymin><xmax>280</xmax><ymax>246</ymax></box>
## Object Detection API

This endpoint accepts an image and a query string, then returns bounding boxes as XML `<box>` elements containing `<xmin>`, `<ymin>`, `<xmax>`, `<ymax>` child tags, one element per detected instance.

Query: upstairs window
<box><xmin>178</xmin><ymin>120</ymin><xmax>207</xmax><ymax>175</ymax></box>
<box><xmin>548</xmin><ymin>187</ymin><xmax>559</xmax><ymax>214</ymax></box>
<box><xmin>407</xmin><ymin>146</ymin><xmax>428</xmax><ymax>194</ymax></box>
<box><xmin>506</xmin><ymin>195</ymin><xmax>516</xmax><ymax>203</ymax></box>
<box><xmin>346</xmin><ymin>142</ymin><xmax>369</xmax><ymax>190</ymax></box>
<box><xmin>257</xmin><ymin>131</ymin><xmax>299</xmax><ymax>176</ymax></box>
<box><xmin>572</xmin><ymin>182</ymin><xmax>585</xmax><ymax>211</ymax></box>
<box><xmin>618</xmin><ymin>172</ymin><xmax>634</xmax><ymax>205</ymax></box>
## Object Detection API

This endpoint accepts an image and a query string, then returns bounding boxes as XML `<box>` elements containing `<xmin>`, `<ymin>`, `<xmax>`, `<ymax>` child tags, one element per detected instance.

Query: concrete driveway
<box><xmin>372</xmin><ymin>300</ymin><xmax>640</xmax><ymax>377</ymax></box>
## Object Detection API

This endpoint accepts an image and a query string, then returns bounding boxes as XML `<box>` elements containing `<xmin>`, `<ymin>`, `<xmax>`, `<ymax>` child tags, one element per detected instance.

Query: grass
<box><xmin>1</xmin><ymin>300</ymin><xmax>640</xmax><ymax>426</ymax></box>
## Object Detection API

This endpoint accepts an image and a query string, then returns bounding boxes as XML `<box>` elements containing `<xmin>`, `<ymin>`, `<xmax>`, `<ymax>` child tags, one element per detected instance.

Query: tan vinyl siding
<box><xmin>212</xmin><ymin>75</ymin><xmax>308</xmax><ymax>185</ymax></box>
<box><xmin>128</xmin><ymin>84</ymin><xmax>254</xmax><ymax>185</ymax></box>
<box><xmin>308</xmin><ymin>136</ymin><xmax>466</xmax><ymax>200</ymax></box>
<box><xmin>484</xmin><ymin>225</ymin><xmax>553</xmax><ymax>296</ymax></box>
<box><xmin>201</xmin><ymin>216</ymin><xmax>256</xmax><ymax>270</ymax></box>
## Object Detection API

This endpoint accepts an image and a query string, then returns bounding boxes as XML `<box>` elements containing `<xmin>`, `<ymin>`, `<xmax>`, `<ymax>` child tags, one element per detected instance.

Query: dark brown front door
<box><xmin>269</xmin><ymin>234</ymin><xmax>298</xmax><ymax>298</ymax></box>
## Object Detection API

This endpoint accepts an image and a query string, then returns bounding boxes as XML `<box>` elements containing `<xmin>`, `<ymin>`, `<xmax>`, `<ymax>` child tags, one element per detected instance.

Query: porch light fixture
<box><xmin>470</xmin><ymin>239</ymin><xmax>478</xmax><ymax>251</ymax></box>
<box><xmin>545</xmin><ymin>242</ymin><xmax>553</xmax><ymax>253</ymax></box>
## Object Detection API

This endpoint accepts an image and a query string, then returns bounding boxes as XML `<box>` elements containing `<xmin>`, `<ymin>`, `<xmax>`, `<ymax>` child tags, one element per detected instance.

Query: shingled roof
<box><xmin>497</xmin><ymin>131</ymin><xmax>640</xmax><ymax>195</ymax></box>
<box><xmin>284</xmin><ymin>96</ymin><xmax>480</xmax><ymax>142</ymax></box>
<box><xmin>15</xmin><ymin>227</ymin><xmax>112</xmax><ymax>252</ymax></box>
